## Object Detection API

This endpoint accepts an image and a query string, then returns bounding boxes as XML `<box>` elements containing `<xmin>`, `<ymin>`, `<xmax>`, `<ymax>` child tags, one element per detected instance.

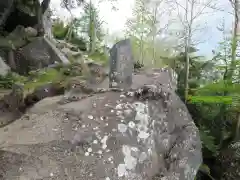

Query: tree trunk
<box><xmin>151</xmin><ymin>6</ymin><xmax>157</xmax><ymax>65</ymax></box>
<box><xmin>88</xmin><ymin>1</ymin><xmax>96</xmax><ymax>54</ymax></box>
<box><xmin>184</xmin><ymin>0</ymin><xmax>189</xmax><ymax>103</ymax></box>
<box><xmin>139</xmin><ymin>5</ymin><xmax>145</xmax><ymax>64</ymax></box>
<box><xmin>235</xmin><ymin>112</ymin><xmax>240</xmax><ymax>140</ymax></box>
<box><xmin>184</xmin><ymin>34</ymin><xmax>190</xmax><ymax>103</ymax></box>
<box><xmin>227</xmin><ymin>0</ymin><xmax>239</xmax><ymax>80</ymax></box>
<box><xmin>184</xmin><ymin>0</ymin><xmax>194</xmax><ymax>103</ymax></box>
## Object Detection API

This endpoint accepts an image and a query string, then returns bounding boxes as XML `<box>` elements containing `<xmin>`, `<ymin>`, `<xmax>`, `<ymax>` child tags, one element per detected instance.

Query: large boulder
<box><xmin>0</xmin><ymin>84</ymin><xmax>24</xmax><ymax>127</ymax></box>
<box><xmin>0</xmin><ymin>68</ymin><xmax>202</xmax><ymax>180</ymax></box>
<box><xmin>0</xmin><ymin>56</ymin><xmax>10</xmax><ymax>76</ymax></box>
<box><xmin>14</xmin><ymin>37</ymin><xmax>69</xmax><ymax>74</ymax></box>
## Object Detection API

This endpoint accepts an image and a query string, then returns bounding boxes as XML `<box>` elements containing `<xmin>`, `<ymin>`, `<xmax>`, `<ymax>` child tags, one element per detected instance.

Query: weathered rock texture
<box><xmin>0</xmin><ymin>0</ymin><xmax>69</xmax><ymax>75</ymax></box>
<box><xmin>0</xmin><ymin>56</ymin><xmax>10</xmax><ymax>76</ymax></box>
<box><xmin>0</xmin><ymin>68</ymin><xmax>202</xmax><ymax>180</ymax></box>
<box><xmin>109</xmin><ymin>39</ymin><xmax>133</xmax><ymax>89</ymax></box>
<box><xmin>0</xmin><ymin>84</ymin><xmax>24</xmax><ymax>127</ymax></box>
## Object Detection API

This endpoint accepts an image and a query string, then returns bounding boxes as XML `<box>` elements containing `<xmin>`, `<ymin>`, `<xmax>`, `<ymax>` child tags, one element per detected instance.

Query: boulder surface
<box><xmin>0</xmin><ymin>68</ymin><xmax>202</xmax><ymax>180</ymax></box>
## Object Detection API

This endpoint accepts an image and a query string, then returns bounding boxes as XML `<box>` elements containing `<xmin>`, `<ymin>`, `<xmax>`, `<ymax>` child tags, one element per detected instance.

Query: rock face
<box><xmin>0</xmin><ymin>84</ymin><xmax>24</xmax><ymax>127</ymax></box>
<box><xmin>0</xmin><ymin>56</ymin><xmax>10</xmax><ymax>76</ymax></box>
<box><xmin>0</xmin><ymin>0</ymin><xmax>69</xmax><ymax>75</ymax></box>
<box><xmin>0</xmin><ymin>68</ymin><xmax>202</xmax><ymax>180</ymax></box>
<box><xmin>14</xmin><ymin>37</ymin><xmax>69</xmax><ymax>74</ymax></box>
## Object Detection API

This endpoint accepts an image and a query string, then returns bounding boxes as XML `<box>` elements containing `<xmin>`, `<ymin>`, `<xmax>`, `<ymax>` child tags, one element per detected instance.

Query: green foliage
<box><xmin>69</xmin><ymin>35</ymin><xmax>87</xmax><ymax>51</ymax></box>
<box><xmin>24</xmin><ymin>68</ymin><xmax>63</xmax><ymax>90</ymax></box>
<box><xmin>52</xmin><ymin>20</ymin><xmax>69</xmax><ymax>39</ymax></box>
<box><xmin>73</xmin><ymin>1</ymin><xmax>105</xmax><ymax>52</ymax></box>
<box><xmin>196</xmin><ymin>164</ymin><xmax>216</xmax><ymax>180</ymax></box>
<box><xmin>88</xmin><ymin>50</ymin><xmax>109</xmax><ymax>64</ymax></box>
<box><xmin>0</xmin><ymin>72</ymin><xmax>26</xmax><ymax>89</ymax></box>
<box><xmin>199</xmin><ymin>126</ymin><xmax>219</xmax><ymax>156</ymax></box>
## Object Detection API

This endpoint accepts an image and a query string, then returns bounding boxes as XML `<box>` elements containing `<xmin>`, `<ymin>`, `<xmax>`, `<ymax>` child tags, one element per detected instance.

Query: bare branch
<box><xmin>171</xmin><ymin>0</ymin><xmax>187</xmax><ymax>11</ymax></box>
<box><xmin>196</xmin><ymin>2</ymin><xmax>234</xmax><ymax>15</ymax></box>
<box><xmin>172</xmin><ymin>0</ymin><xmax>185</xmax><ymax>25</ymax></box>
<box><xmin>191</xmin><ymin>0</ymin><xmax>213</xmax><ymax>21</ymax></box>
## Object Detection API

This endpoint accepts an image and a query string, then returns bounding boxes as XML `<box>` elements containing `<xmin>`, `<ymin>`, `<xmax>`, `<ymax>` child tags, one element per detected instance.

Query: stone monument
<box><xmin>109</xmin><ymin>39</ymin><xmax>134</xmax><ymax>89</ymax></box>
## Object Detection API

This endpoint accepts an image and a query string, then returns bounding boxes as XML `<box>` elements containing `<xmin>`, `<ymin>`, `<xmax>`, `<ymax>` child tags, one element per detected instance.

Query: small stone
<box><xmin>127</xmin><ymin>91</ymin><xmax>134</xmax><ymax>96</ymax></box>
<box><xmin>131</xmin><ymin>147</ymin><xmax>139</xmax><ymax>152</ymax></box>
<box><xmin>93</xmin><ymin>126</ymin><xmax>99</xmax><ymax>130</ymax></box>
<box><xmin>116</xmin><ymin>104</ymin><xmax>122</xmax><ymax>109</ymax></box>
<box><xmin>88</xmin><ymin>115</ymin><xmax>94</xmax><ymax>120</ymax></box>
<box><xmin>93</xmin><ymin>140</ymin><xmax>98</xmax><ymax>144</ymax></box>
<box><xmin>138</xmin><ymin>131</ymin><xmax>150</xmax><ymax>139</ymax></box>
<box><xmin>85</xmin><ymin>152</ymin><xmax>90</xmax><ymax>156</ymax></box>
<box><xmin>88</xmin><ymin>148</ymin><xmax>93</xmax><ymax>152</ymax></box>
<box><xmin>98</xmin><ymin>150</ymin><xmax>103</xmax><ymax>154</ymax></box>
<box><xmin>116</xmin><ymin>111</ymin><xmax>122</xmax><ymax>116</ymax></box>
<box><xmin>118</xmin><ymin>123</ymin><xmax>127</xmax><ymax>133</ymax></box>
<box><xmin>112</xmin><ymin>82</ymin><xmax>118</xmax><ymax>87</ymax></box>
<box><xmin>128</xmin><ymin>121</ymin><xmax>135</xmax><ymax>129</ymax></box>
<box><xmin>120</xmin><ymin>94</ymin><xmax>126</xmax><ymax>98</ymax></box>
<box><xmin>50</xmin><ymin>172</ymin><xmax>54</xmax><ymax>177</ymax></box>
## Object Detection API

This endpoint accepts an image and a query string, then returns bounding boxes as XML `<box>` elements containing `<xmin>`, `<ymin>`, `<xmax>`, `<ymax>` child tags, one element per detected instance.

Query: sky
<box><xmin>50</xmin><ymin>0</ymin><xmax>234</xmax><ymax>57</ymax></box>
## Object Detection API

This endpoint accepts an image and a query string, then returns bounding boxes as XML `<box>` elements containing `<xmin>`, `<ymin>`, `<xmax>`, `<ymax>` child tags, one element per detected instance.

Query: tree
<box><xmin>146</xmin><ymin>0</ymin><xmax>173</xmax><ymax>65</ymax></box>
<box><xmin>226</xmin><ymin>0</ymin><xmax>240</xmax><ymax>81</ymax></box>
<box><xmin>170</xmin><ymin>0</ymin><xmax>217</xmax><ymax>102</ymax></box>
<box><xmin>125</xmin><ymin>0</ymin><xmax>152</xmax><ymax>64</ymax></box>
<box><xmin>60</xmin><ymin>0</ymin><xmax>85</xmax><ymax>42</ymax></box>
<box><xmin>73</xmin><ymin>1</ymin><xmax>105</xmax><ymax>53</ymax></box>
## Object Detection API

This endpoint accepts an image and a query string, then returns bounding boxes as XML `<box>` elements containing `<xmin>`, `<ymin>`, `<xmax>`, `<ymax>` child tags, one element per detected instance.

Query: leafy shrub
<box><xmin>52</xmin><ymin>21</ymin><xmax>69</xmax><ymax>40</ymax></box>
<box><xmin>0</xmin><ymin>72</ymin><xmax>26</xmax><ymax>89</ymax></box>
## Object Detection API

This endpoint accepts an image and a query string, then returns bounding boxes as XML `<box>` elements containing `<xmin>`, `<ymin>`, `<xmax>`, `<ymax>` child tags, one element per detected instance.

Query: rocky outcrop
<box><xmin>14</xmin><ymin>36</ymin><xmax>70</xmax><ymax>75</ymax></box>
<box><xmin>0</xmin><ymin>68</ymin><xmax>202</xmax><ymax>180</ymax></box>
<box><xmin>0</xmin><ymin>84</ymin><xmax>24</xmax><ymax>127</ymax></box>
<box><xmin>0</xmin><ymin>57</ymin><xmax>10</xmax><ymax>76</ymax></box>
<box><xmin>0</xmin><ymin>0</ymin><xmax>70</xmax><ymax>75</ymax></box>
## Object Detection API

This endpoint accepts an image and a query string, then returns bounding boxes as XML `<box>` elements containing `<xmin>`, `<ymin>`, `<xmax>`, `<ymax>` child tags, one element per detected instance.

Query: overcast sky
<box><xmin>50</xmin><ymin>0</ymin><xmax>134</xmax><ymax>33</ymax></box>
<box><xmin>50</xmin><ymin>0</ymin><xmax>233</xmax><ymax>57</ymax></box>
